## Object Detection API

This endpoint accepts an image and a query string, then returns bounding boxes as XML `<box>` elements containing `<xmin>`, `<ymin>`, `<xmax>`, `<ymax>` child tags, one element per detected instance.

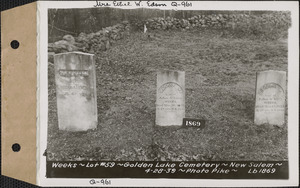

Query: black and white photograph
<box><xmin>38</xmin><ymin>1</ymin><xmax>298</xmax><ymax>186</ymax></box>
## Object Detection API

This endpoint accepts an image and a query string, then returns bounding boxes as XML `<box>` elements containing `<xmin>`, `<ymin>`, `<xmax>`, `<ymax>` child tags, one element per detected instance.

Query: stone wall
<box><xmin>48</xmin><ymin>21</ymin><xmax>130</xmax><ymax>57</ymax></box>
<box><xmin>135</xmin><ymin>12</ymin><xmax>291</xmax><ymax>33</ymax></box>
<box><xmin>48</xmin><ymin>8</ymin><xmax>278</xmax><ymax>42</ymax></box>
<box><xmin>48</xmin><ymin>12</ymin><xmax>291</xmax><ymax>59</ymax></box>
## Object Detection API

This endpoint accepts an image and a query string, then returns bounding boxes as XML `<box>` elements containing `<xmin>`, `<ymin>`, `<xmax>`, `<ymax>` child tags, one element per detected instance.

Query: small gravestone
<box><xmin>54</xmin><ymin>52</ymin><xmax>97</xmax><ymax>131</ymax></box>
<box><xmin>254</xmin><ymin>70</ymin><xmax>286</xmax><ymax>126</ymax></box>
<box><xmin>156</xmin><ymin>70</ymin><xmax>185</xmax><ymax>126</ymax></box>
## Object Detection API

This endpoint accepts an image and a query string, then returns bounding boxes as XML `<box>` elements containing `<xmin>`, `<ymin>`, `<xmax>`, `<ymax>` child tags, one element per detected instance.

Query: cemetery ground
<box><xmin>47</xmin><ymin>29</ymin><xmax>288</xmax><ymax>161</ymax></box>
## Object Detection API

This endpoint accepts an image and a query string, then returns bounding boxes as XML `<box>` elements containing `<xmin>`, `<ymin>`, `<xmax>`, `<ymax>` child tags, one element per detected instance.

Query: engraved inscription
<box><xmin>157</xmin><ymin>82</ymin><xmax>184</xmax><ymax>112</ymax></box>
<box><xmin>59</xmin><ymin>70</ymin><xmax>89</xmax><ymax>77</ymax></box>
<box><xmin>255</xmin><ymin>83</ymin><xmax>285</xmax><ymax>113</ymax></box>
<box><xmin>57</xmin><ymin>69</ymin><xmax>91</xmax><ymax>99</ymax></box>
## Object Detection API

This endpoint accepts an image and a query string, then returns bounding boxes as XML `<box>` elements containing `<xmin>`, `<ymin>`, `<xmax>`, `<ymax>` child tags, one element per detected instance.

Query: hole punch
<box><xmin>10</xmin><ymin>40</ymin><xmax>20</xmax><ymax>49</ymax></box>
<box><xmin>12</xmin><ymin>143</ymin><xmax>21</xmax><ymax>152</ymax></box>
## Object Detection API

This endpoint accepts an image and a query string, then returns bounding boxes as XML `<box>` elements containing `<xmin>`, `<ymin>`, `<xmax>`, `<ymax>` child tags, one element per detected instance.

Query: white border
<box><xmin>38</xmin><ymin>1</ymin><xmax>299</xmax><ymax>187</ymax></box>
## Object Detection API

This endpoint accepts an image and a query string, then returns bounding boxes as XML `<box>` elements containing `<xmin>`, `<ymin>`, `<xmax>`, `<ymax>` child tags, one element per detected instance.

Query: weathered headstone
<box><xmin>54</xmin><ymin>52</ymin><xmax>97</xmax><ymax>131</ymax></box>
<box><xmin>156</xmin><ymin>70</ymin><xmax>185</xmax><ymax>126</ymax></box>
<box><xmin>254</xmin><ymin>70</ymin><xmax>286</xmax><ymax>126</ymax></box>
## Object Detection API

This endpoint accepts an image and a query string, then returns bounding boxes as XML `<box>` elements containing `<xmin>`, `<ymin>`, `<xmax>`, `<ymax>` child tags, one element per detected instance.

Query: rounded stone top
<box><xmin>157</xmin><ymin>70</ymin><xmax>185</xmax><ymax>74</ymax></box>
<box><xmin>54</xmin><ymin>51</ymin><xmax>94</xmax><ymax>56</ymax></box>
<box><xmin>258</xmin><ymin>70</ymin><xmax>286</xmax><ymax>74</ymax></box>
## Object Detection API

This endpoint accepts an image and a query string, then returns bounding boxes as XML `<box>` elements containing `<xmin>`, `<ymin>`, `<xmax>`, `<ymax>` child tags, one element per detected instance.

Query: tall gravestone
<box><xmin>254</xmin><ymin>70</ymin><xmax>286</xmax><ymax>126</ymax></box>
<box><xmin>156</xmin><ymin>70</ymin><xmax>185</xmax><ymax>126</ymax></box>
<box><xmin>54</xmin><ymin>52</ymin><xmax>97</xmax><ymax>131</ymax></box>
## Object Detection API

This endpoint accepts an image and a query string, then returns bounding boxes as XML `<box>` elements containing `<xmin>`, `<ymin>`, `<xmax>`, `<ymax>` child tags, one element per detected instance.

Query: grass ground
<box><xmin>47</xmin><ymin>29</ymin><xmax>288</xmax><ymax>161</ymax></box>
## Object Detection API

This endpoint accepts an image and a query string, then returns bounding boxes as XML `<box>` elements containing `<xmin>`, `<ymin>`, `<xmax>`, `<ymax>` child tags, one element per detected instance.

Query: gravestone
<box><xmin>254</xmin><ymin>70</ymin><xmax>286</xmax><ymax>126</ymax></box>
<box><xmin>54</xmin><ymin>52</ymin><xmax>97</xmax><ymax>131</ymax></box>
<box><xmin>156</xmin><ymin>70</ymin><xmax>185</xmax><ymax>126</ymax></box>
